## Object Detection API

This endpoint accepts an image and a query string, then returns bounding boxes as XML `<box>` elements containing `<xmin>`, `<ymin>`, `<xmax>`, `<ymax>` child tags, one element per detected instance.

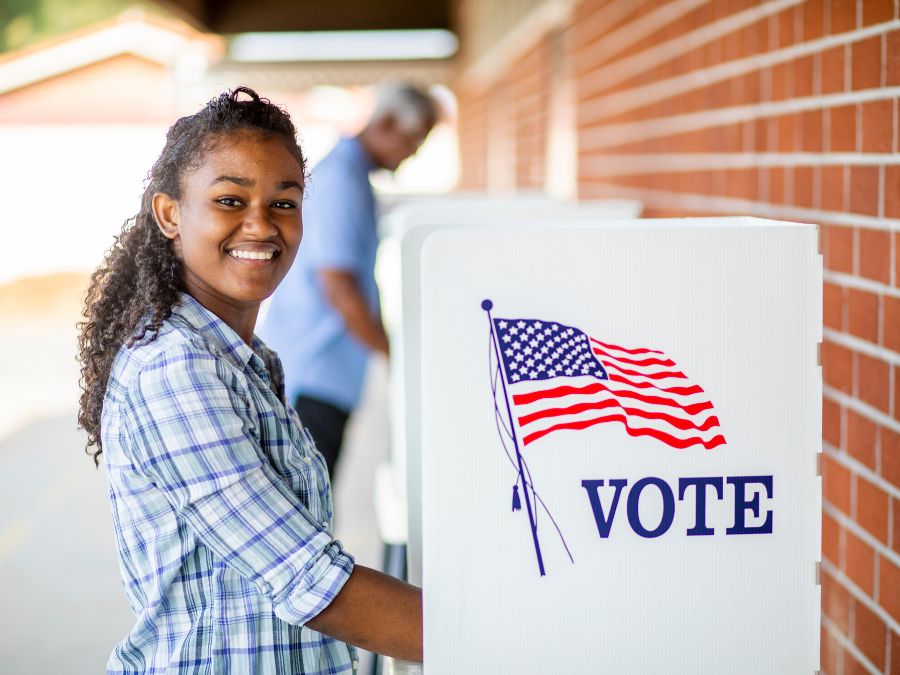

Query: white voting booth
<box><xmin>412</xmin><ymin>219</ymin><xmax>821</xmax><ymax>674</ymax></box>
<box><xmin>375</xmin><ymin>196</ymin><xmax>643</xmax><ymax>584</ymax></box>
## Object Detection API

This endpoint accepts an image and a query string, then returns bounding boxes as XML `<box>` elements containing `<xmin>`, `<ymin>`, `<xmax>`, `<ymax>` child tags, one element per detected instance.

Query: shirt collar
<box><xmin>171</xmin><ymin>293</ymin><xmax>270</xmax><ymax>376</ymax></box>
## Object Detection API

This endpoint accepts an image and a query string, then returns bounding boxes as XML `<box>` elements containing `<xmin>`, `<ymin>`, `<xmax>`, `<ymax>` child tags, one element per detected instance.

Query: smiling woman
<box><xmin>76</xmin><ymin>87</ymin><xmax>422</xmax><ymax>674</ymax></box>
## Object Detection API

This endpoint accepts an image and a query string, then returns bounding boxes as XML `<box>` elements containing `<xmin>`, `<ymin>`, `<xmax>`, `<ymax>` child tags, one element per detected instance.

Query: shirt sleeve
<box><xmin>301</xmin><ymin>168</ymin><xmax>370</xmax><ymax>273</ymax></box>
<box><xmin>121</xmin><ymin>344</ymin><xmax>354</xmax><ymax>627</ymax></box>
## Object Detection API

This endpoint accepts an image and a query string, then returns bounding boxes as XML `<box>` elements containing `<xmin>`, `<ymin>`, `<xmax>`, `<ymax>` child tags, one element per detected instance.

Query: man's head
<box><xmin>358</xmin><ymin>83</ymin><xmax>439</xmax><ymax>171</ymax></box>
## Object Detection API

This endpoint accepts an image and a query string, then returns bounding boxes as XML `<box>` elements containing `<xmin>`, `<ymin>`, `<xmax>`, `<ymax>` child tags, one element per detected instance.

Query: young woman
<box><xmin>78</xmin><ymin>87</ymin><xmax>421</xmax><ymax>673</ymax></box>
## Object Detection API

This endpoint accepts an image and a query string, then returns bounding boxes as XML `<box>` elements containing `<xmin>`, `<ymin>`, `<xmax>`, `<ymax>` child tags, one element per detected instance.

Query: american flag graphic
<box><xmin>492</xmin><ymin>317</ymin><xmax>726</xmax><ymax>450</ymax></box>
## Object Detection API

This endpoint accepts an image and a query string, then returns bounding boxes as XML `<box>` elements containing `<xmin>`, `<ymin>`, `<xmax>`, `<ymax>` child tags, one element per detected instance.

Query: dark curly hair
<box><xmin>77</xmin><ymin>86</ymin><xmax>306</xmax><ymax>466</ymax></box>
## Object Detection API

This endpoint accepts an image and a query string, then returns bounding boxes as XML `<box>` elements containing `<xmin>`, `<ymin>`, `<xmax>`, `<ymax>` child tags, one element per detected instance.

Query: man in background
<box><xmin>261</xmin><ymin>83</ymin><xmax>438</xmax><ymax>480</ymax></box>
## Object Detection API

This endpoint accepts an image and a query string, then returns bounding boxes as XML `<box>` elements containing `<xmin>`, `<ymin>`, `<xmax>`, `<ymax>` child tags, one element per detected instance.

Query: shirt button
<box><xmin>304</xmin><ymin>455</ymin><xmax>312</xmax><ymax>465</ymax></box>
<box><xmin>352</xmin><ymin>660</ymin><xmax>359</xmax><ymax>670</ymax></box>
<box><xmin>321</xmin><ymin>520</ymin><xmax>329</xmax><ymax>528</ymax></box>
<box><xmin>260</xmin><ymin>581</ymin><xmax>272</xmax><ymax>594</ymax></box>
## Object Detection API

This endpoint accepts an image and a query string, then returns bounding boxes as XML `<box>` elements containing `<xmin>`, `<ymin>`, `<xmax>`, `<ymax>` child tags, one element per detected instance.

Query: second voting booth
<box><xmin>391</xmin><ymin>212</ymin><xmax>821</xmax><ymax>674</ymax></box>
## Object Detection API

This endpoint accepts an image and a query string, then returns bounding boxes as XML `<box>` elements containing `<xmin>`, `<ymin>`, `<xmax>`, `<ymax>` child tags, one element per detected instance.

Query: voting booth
<box><xmin>414</xmin><ymin>219</ymin><xmax>821</xmax><ymax>673</ymax></box>
<box><xmin>375</xmin><ymin>196</ymin><xmax>644</xmax><ymax>584</ymax></box>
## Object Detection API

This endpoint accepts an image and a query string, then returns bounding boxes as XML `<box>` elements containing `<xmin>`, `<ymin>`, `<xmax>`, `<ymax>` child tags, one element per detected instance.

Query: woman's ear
<box><xmin>151</xmin><ymin>193</ymin><xmax>180</xmax><ymax>240</ymax></box>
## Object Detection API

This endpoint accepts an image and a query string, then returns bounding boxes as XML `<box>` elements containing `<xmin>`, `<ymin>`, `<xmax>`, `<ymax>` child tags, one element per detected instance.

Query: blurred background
<box><xmin>0</xmin><ymin>1</ymin><xmax>897</xmax><ymax>673</ymax></box>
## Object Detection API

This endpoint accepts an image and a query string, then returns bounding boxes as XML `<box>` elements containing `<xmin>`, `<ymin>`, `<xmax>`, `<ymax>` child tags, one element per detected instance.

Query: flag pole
<box><xmin>482</xmin><ymin>299</ymin><xmax>546</xmax><ymax>577</ymax></box>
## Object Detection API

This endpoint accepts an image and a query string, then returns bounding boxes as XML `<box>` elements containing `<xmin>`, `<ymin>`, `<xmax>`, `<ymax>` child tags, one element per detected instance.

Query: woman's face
<box><xmin>153</xmin><ymin>132</ymin><xmax>304</xmax><ymax>322</ymax></box>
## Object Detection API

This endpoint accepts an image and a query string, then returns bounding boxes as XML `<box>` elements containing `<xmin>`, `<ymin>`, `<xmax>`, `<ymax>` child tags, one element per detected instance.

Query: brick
<box><xmin>823</xmin><ymin>510</ymin><xmax>841</xmax><ymax>564</ymax></box>
<box><xmin>880</xmin><ymin>554</ymin><xmax>900</xmax><ymax>622</ymax></box>
<box><xmin>847</xmin><ymin>408</ymin><xmax>877</xmax><ymax>469</ymax></box>
<box><xmin>824</xmin><ymin>396</ymin><xmax>843</xmax><ymax>447</ymax></box>
<box><xmin>824</xmin><ymin>282</ymin><xmax>845</xmax><ymax>330</ymax></box>
<box><xmin>778</xmin><ymin>114</ymin><xmax>796</xmax><ymax>151</ymax></box>
<box><xmin>794</xmin><ymin>166</ymin><xmax>813</xmax><ymax>207</ymax></box>
<box><xmin>858</xmin><ymin>352</ymin><xmax>891</xmax><ymax>413</ymax></box>
<box><xmin>825</xmin><ymin>224</ymin><xmax>854</xmax><ymax>273</ymax></box>
<box><xmin>821</xmin><ymin>46</ymin><xmax>846</xmax><ymax>93</ymax></box>
<box><xmin>863</xmin><ymin>0</ymin><xmax>894</xmax><ymax>26</ymax></box>
<box><xmin>823</xmin><ymin>452</ymin><xmax>853</xmax><ymax>513</ymax></box>
<box><xmin>844</xmin><ymin>528</ymin><xmax>876</xmax><ymax>595</ymax></box>
<box><xmin>822</xmin><ymin>567</ymin><xmax>852</xmax><ymax>632</ymax></box>
<box><xmin>830</xmin><ymin>105</ymin><xmax>857</xmax><ymax>152</ymax></box>
<box><xmin>848</xmin><ymin>288</ymin><xmax>879</xmax><ymax>342</ymax></box>
<box><xmin>859</xmin><ymin>228</ymin><xmax>892</xmax><ymax>284</ymax></box>
<box><xmin>849</xmin><ymin>166</ymin><xmax>879</xmax><ymax>216</ymax></box>
<box><xmin>891</xmin><ymin>630</ymin><xmax>900</xmax><ymax>675</ymax></box>
<box><xmin>889</xmin><ymin>31</ymin><xmax>900</xmax><ymax>87</ymax></box>
<box><xmin>821</xmin><ymin>623</ymin><xmax>842</xmax><ymax>675</ymax></box>
<box><xmin>823</xmin><ymin>340</ymin><xmax>854</xmax><ymax>394</ymax></box>
<box><xmin>883</xmin><ymin>426</ymin><xmax>900</xmax><ymax>486</ymax></box>
<box><xmin>777</xmin><ymin>7</ymin><xmax>795</xmax><ymax>48</ymax></box>
<box><xmin>771</xmin><ymin>62</ymin><xmax>790</xmax><ymax>100</ymax></box>
<box><xmin>857</xmin><ymin>475</ymin><xmax>890</xmax><ymax>543</ymax></box>
<box><xmin>769</xmin><ymin>166</ymin><xmax>786</xmax><ymax>203</ymax></box>
<box><xmin>829</xmin><ymin>0</ymin><xmax>858</xmax><ymax>34</ymax></box>
<box><xmin>894</xmin><ymin>498</ymin><xmax>900</xmax><ymax>555</ymax></box>
<box><xmin>855</xmin><ymin>600</ymin><xmax>887</xmax><ymax>669</ymax></box>
<box><xmin>862</xmin><ymin>100</ymin><xmax>893</xmax><ymax>153</ymax></box>
<box><xmin>896</xmin><ymin>233</ymin><xmax>900</xmax><ymax>286</ymax></box>
<box><xmin>885</xmin><ymin>166</ymin><xmax>900</xmax><ymax>219</ymax></box>
<box><xmin>822</xmin><ymin>166</ymin><xmax>847</xmax><ymax>212</ymax></box>
<box><xmin>896</xmin><ymin>364</ymin><xmax>900</xmax><ymax>420</ymax></box>
<box><xmin>852</xmin><ymin>36</ymin><xmax>883</xmax><ymax>90</ymax></box>
<box><xmin>802</xmin><ymin>0</ymin><xmax>825</xmax><ymax>41</ymax></box>
<box><xmin>794</xmin><ymin>55</ymin><xmax>814</xmax><ymax>97</ymax></box>
<box><xmin>884</xmin><ymin>296</ymin><xmax>900</xmax><ymax>352</ymax></box>
<box><xmin>801</xmin><ymin>109</ymin><xmax>823</xmax><ymax>151</ymax></box>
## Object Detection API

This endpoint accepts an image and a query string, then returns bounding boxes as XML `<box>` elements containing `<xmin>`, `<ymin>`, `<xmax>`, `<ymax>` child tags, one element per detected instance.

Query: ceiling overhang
<box><xmin>157</xmin><ymin>0</ymin><xmax>451</xmax><ymax>34</ymax></box>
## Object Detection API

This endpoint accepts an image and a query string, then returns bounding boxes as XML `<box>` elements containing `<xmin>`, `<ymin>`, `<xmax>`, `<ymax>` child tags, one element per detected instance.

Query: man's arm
<box><xmin>318</xmin><ymin>269</ymin><xmax>389</xmax><ymax>356</ymax></box>
<box><xmin>307</xmin><ymin>564</ymin><xmax>422</xmax><ymax>662</ymax></box>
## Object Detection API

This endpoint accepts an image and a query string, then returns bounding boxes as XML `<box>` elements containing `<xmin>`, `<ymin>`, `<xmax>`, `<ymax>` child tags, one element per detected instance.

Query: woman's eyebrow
<box><xmin>278</xmin><ymin>180</ymin><xmax>303</xmax><ymax>191</ymax></box>
<box><xmin>210</xmin><ymin>175</ymin><xmax>253</xmax><ymax>187</ymax></box>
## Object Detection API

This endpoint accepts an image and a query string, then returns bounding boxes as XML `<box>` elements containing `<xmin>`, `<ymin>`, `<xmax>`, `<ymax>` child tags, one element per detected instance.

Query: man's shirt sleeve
<box><xmin>121</xmin><ymin>344</ymin><xmax>354</xmax><ymax>627</ymax></box>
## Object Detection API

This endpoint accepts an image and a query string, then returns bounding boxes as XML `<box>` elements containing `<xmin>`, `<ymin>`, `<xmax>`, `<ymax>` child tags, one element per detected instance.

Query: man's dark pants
<box><xmin>293</xmin><ymin>395</ymin><xmax>350</xmax><ymax>480</ymax></box>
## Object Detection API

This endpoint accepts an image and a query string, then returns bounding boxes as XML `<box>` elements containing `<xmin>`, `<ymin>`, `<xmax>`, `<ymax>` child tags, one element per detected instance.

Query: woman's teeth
<box><xmin>229</xmin><ymin>250</ymin><xmax>275</xmax><ymax>260</ymax></box>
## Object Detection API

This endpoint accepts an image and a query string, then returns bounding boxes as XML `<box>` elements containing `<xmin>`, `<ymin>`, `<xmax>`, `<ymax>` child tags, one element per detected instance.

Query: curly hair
<box><xmin>77</xmin><ymin>86</ymin><xmax>306</xmax><ymax>466</ymax></box>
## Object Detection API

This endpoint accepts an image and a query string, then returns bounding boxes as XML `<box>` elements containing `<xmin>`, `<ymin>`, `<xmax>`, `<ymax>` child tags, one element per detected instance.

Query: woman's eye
<box><xmin>272</xmin><ymin>201</ymin><xmax>298</xmax><ymax>210</ymax></box>
<box><xmin>217</xmin><ymin>197</ymin><xmax>242</xmax><ymax>207</ymax></box>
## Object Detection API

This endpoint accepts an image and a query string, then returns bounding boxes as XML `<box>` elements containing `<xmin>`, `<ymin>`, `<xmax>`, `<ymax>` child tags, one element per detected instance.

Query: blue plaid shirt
<box><xmin>101</xmin><ymin>293</ymin><xmax>357</xmax><ymax>674</ymax></box>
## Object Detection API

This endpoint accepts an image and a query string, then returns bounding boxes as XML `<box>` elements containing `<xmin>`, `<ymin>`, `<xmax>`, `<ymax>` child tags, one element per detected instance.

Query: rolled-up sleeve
<box><xmin>121</xmin><ymin>344</ymin><xmax>354</xmax><ymax>626</ymax></box>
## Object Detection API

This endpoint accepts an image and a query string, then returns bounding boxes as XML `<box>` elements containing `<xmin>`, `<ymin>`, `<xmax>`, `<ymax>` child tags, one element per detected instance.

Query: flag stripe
<box><xmin>591</xmin><ymin>345</ymin><xmax>676</xmax><ymax>368</ymax></box>
<box><xmin>598</xmin><ymin>356</ymin><xmax>688</xmax><ymax>381</ymax></box>
<box><xmin>607</xmin><ymin>373</ymin><xmax>704</xmax><ymax>396</ymax></box>
<box><xmin>589</xmin><ymin>338</ymin><xmax>664</xmax><ymax>356</ymax></box>
<box><xmin>513</xmin><ymin>380</ymin><xmax>714</xmax><ymax>416</ymax></box>
<box><xmin>517</xmin><ymin>398</ymin><xmax>722</xmax><ymax>432</ymax></box>
<box><xmin>521</xmin><ymin>413</ymin><xmax>727</xmax><ymax>449</ymax></box>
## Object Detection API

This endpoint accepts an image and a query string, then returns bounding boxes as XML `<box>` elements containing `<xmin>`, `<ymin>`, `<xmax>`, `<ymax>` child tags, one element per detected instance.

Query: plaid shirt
<box><xmin>102</xmin><ymin>293</ymin><xmax>357</xmax><ymax>674</ymax></box>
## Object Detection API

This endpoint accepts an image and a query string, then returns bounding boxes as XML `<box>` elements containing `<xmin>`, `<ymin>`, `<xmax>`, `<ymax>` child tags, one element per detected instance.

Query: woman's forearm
<box><xmin>306</xmin><ymin>565</ymin><xmax>423</xmax><ymax>662</ymax></box>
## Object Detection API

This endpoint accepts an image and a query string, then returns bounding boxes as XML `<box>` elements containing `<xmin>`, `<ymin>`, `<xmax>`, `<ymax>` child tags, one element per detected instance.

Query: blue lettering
<box><xmin>678</xmin><ymin>476</ymin><xmax>724</xmax><ymax>536</ymax></box>
<box><xmin>581</xmin><ymin>479</ymin><xmax>627</xmax><ymax>538</ymax></box>
<box><xmin>627</xmin><ymin>477</ymin><xmax>676</xmax><ymax>538</ymax></box>
<box><xmin>726</xmin><ymin>476</ymin><xmax>773</xmax><ymax>535</ymax></box>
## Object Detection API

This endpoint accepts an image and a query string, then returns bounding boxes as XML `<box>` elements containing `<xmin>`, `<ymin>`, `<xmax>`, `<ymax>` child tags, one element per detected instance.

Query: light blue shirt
<box><xmin>261</xmin><ymin>137</ymin><xmax>380</xmax><ymax>412</ymax></box>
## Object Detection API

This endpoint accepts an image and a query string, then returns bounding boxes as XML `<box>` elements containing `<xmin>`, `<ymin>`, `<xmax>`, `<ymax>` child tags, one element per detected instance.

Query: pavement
<box><xmin>0</xmin><ymin>317</ymin><xmax>388</xmax><ymax>673</ymax></box>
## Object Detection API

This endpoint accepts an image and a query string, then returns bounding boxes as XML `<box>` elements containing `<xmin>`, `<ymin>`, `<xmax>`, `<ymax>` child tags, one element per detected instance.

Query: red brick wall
<box><xmin>455</xmin><ymin>1</ymin><xmax>899</xmax><ymax>672</ymax></box>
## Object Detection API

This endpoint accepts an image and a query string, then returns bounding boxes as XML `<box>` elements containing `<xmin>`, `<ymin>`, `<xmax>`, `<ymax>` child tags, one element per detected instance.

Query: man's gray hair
<box><xmin>370</xmin><ymin>83</ymin><xmax>439</xmax><ymax>134</ymax></box>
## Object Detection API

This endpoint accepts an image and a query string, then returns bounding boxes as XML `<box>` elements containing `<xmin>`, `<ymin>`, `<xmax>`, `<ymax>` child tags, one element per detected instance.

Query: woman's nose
<box><xmin>243</xmin><ymin>204</ymin><xmax>277</xmax><ymax>235</ymax></box>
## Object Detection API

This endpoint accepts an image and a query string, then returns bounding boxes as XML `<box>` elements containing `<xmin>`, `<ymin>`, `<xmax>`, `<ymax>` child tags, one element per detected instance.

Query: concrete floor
<box><xmin>0</xmin><ymin>319</ymin><xmax>388</xmax><ymax>673</ymax></box>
